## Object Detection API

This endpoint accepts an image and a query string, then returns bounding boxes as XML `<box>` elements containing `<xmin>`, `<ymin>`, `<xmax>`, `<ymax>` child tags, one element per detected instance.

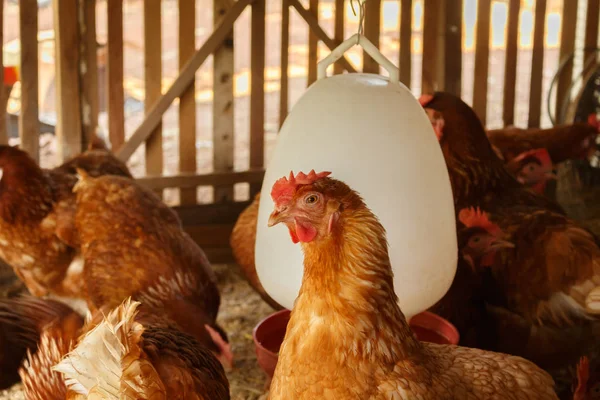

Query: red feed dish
<box><xmin>253</xmin><ymin>309</ymin><xmax>460</xmax><ymax>378</ymax></box>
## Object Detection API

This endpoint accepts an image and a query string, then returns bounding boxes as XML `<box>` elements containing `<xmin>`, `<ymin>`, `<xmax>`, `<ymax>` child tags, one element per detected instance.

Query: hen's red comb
<box><xmin>419</xmin><ymin>94</ymin><xmax>434</xmax><ymax>107</ymax></box>
<box><xmin>513</xmin><ymin>148</ymin><xmax>552</xmax><ymax>169</ymax></box>
<box><xmin>458</xmin><ymin>207</ymin><xmax>500</xmax><ymax>235</ymax></box>
<box><xmin>271</xmin><ymin>170</ymin><xmax>331</xmax><ymax>206</ymax></box>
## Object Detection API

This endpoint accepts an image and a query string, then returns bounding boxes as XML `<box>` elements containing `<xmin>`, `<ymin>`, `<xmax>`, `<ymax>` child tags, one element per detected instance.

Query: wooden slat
<box><xmin>116</xmin><ymin>0</ymin><xmax>252</xmax><ymax>162</ymax></box>
<box><xmin>54</xmin><ymin>0</ymin><xmax>82</xmax><ymax>162</ymax></box>
<box><xmin>363</xmin><ymin>0</ymin><xmax>381</xmax><ymax>74</ymax></box>
<box><xmin>307</xmin><ymin>0</ymin><xmax>319</xmax><ymax>85</ymax></box>
<box><xmin>107</xmin><ymin>0</ymin><xmax>125</xmax><ymax>148</ymax></box>
<box><xmin>279</xmin><ymin>0</ymin><xmax>290</xmax><ymax>128</ymax></box>
<box><xmin>213</xmin><ymin>0</ymin><xmax>235</xmax><ymax>202</ymax></box>
<box><xmin>19</xmin><ymin>0</ymin><xmax>39</xmax><ymax>161</ymax></box>
<box><xmin>175</xmin><ymin>199</ymin><xmax>253</xmax><ymax>224</ymax></box>
<box><xmin>79</xmin><ymin>0</ymin><xmax>98</xmax><ymax>151</ymax></box>
<box><xmin>333</xmin><ymin>0</ymin><xmax>345</xmax><ymax>75</ymax></box>
<box><xmin>137</xmin><ymin>169</ymin><xmax>265</xmax><ymax>190</ymax></box>
<box><xmin>144</xmin><ymin>0</ymin><xmax>163</xmax><ymax>198</ymax></box>
<box><xmin>399</xmin><ymin>0</ymin><xmax>412</xmax><ymax>88</ymax></box>
<box><xmin>472</xmin><ymin>0</ymin><xmax>491</xmax><ymax>124</ymax></box>
<box><xmin>528</xmin><ymin>0</ymin><xmax>546</xmax><ymax>128</ymax></box>
<box><xmin>554</xmin><ymin>0</ymin><xmax>578</xmax><ymax>124</ymax></box>
<box><xmin>582</xmin><ymin>0</ymin><xmax>599</xmax><ymax>97</ymax></box>
<box><xmin>444</xmin><ymin>0</ymin><xmax>462</xmax><ymax>96</ymax></box>
<box><xmin>250</xmin><ymin>0</ymin><xmax>266</xmax><ymax>196</ymax></box>
<box><xmin>421</xmin><ymin>0</ymin><xmax>438</xmax><ymax>93</ymax></box>
<box><xmin>179</xmin><ymin>0</ymin><xmax>198</xmax><ymax>205</ymax></box>
<box><xmin>0</xmin><ymin>0</ymin><xmax>5</xmax><ymax>145</ymax></box>
<box><xmin>503</xmin><ymin>0</ymin><xmax>520</xmax><ymax>126</ymax></box>
<box><xmin>289</xmin><ymin>0</ymin><xmax>357</xmax><ymax>73</ymax></box>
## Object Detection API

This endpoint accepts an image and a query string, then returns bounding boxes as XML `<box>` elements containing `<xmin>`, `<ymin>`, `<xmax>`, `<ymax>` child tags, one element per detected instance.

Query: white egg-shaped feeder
<box><xmin>255</xmin><ymin>34</ymin><xmax>457</xmax><ymax>319</ymax></box>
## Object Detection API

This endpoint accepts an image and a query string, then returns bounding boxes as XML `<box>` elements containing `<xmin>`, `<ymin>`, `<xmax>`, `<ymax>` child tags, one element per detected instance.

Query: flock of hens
<box><xmin>0</xmin><ymin>90</ymin><xmax>598</xmax><ymax>399</ymax></box>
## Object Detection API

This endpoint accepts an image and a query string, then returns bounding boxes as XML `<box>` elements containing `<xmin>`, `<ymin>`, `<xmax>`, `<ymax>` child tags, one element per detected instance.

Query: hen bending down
<box><xmin>17</xmin><ymin>298</ymin><xmax>230</xmax><ymax>400</ymax></box>
<box><xmin>0</xmin><ymin>142</ymin><xmax>132</xmax><ymax>300</ymax></box>
<box><xmin>266</xmin><ymin>170</ymin><xmax>557</xmax><ymax>399</ymax></box>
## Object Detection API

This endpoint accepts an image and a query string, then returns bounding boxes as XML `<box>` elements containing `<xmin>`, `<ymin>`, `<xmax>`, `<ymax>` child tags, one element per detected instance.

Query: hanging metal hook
<box><xmin>350</xmin><ymin>0</ymin><xmax>367</xmax><ymax>45</ymax></box>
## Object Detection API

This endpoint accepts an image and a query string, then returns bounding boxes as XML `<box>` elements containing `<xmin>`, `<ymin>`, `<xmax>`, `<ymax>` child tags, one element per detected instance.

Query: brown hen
<box><xmin>266</xmin><ymin>170</ymin><xmax>557</xmax><ymax>400</ymax></box>
<box><xmin>70</xmin><ymin>171</ymin><xmax>232</xmax><ymax>368</ymax></box>
<box><xmin>487</xmin><ymin>116</ymin><xmax>599</xmax><ymax>164</ymax></box>
<box><xmin>20</xmin><ymin>298</ymin><xmax>230</xmax><ymax>400</ymax></box>
<box><xmin>0</xmin><ymin>143</ymin><xmax>132</xmax><ymax>301</ymax></box>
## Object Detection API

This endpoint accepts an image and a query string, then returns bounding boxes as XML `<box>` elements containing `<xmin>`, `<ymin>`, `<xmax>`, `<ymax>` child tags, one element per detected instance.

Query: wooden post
<box><xmin>333</xmin><ymin>0</ymin><xmax>345</xmax><ymax>75</ymax></box>
<box><xmin>583</xmin><ymin>0</ymin><xmax>600</xmax><ymax>79</ymax></box>
<box><xmin>472</xmin><ymin>0</ymin><xmax>491</xmax><ymax>125</ymax></box>
<box><xmin>250</xmin><ymin>0</ymin><xmax>265</xmax><ymax>196</ymax></box>
<box><xmin>444</xmin><ymin>0</ymin><xmax>462</xmax><ymax>96</ymax></box>
<box><xmin>54</xmin><ymin>0</ymin><xmax>83</xmax><ymax>161</ymax></box>
<box><xmin>144</xmin><ymin>0</ymin><xmax>163</xmax><ymax>197</ymax></box>
<box><xmin>503</xmin><ymin>0</ymin><xmax>520</xmax><ymax>126</ymax></box>
<box><xmin>213</xmin><ymin>0</ymin><xmax>235</xmax><ymax>202</ymax></box>
<box><xmin>399</xmin><ymin>0</ymin><xmax>412</xmax><ymax>88</ymax></box>
<box><xmin>0</xmin><ymin>0</ymin><xmax>5</xmax><ymax>145</ymax></box>
<box><xmin>79</xmin><ymin>0</ymin><xmax>98</xmax><ymax>151</ymax></box>
<box><xmin>107</xmin><ymin>0</ymin><xmax>125</xmax><ymax>148</ymax></box>
<box><xmin>554</xmin><ymin>0</ymin><xmax>578</xmax><ymax>124</ymax></box>
<box><xmin>279</xmin><ymin>0</ymin><xmax>290</xmax><ymax>127</ymax></box>
<box><xmin>363</xmin><ymin>0</ymin><xmax>381</xmax><ymax>74</ymax></box>
<box><xmin>179</xmin><ymin>0</ymin><xmax>198</xmax><ymax>205</ymax></box>
<box><xmin>307</xmin><ymin>0</ymin><xmax>319</xmax><ymax>85</ymax></box>
<box><xmin>421</xmin><ymin>0</ymin><xmax>442</xmax><ymax>93</ymax></box>
<box><xmin>528</xmin><ymin>0</ymin><xmax>546</xmax><ymax>128</ymax></box>
<box><xmin>19</xmin><ymin>0</ymin><xmax>39</xmax><ymax>161</ymax></box>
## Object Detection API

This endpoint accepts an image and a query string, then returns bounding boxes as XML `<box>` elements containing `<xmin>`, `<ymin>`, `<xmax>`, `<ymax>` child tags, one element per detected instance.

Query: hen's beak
<box><xmin>268</xmin><ymin>209</ymin><xmax>287</xmax><ymax>227</ymax></box>
<box><xmin>489</xmin><ymin>238</ymin><xmax>515</xmax><ymax>251</ymax></box>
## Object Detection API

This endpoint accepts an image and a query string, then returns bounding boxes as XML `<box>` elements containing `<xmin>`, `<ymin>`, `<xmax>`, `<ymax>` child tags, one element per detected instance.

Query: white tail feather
<box><xmin>52</xmin><ymin>298</ymin><xmax>143</xmax><ymax>399</ymax></box>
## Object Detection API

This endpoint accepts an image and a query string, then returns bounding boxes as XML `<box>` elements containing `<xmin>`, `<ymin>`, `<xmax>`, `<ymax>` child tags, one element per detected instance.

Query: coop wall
<box><xmin>0</xmin><ymin>0</ymin><xmax>597</xmax><ymax>262</ymax></box>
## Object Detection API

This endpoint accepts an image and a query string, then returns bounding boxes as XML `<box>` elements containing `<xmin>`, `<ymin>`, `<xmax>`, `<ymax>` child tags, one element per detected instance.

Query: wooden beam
<box><xmin>0</xmin><ymin>0</ymin><xmax>6</xmax><ymax>145</ymax></box>
<box><xmin>116</xmin><ymin>0</ymin><xmax>252</xmax><ymax>162</ymax></box>
<box><xmin>136</xmin><ymin>169</ymin><xmax>265</xmax><ymax>190</ymax></box>
<box><xmin>503</xmin><ymin>0</ymin><xmax>520</xmax><ymax>126</ymax></box>
<box><xmin>472</xmin><ymin>0</ymin><xmax>491</xmax><ymax>125</ymax></box>
<box><xmin>307</xmin><ymin>0</ymin><xmax>319</xmax><ymax>85</ymax></box>
<box><xmin>54</xmin><ymin>0</ymin><xmax>82</xmax><ymax>162</ymax></box>
<box><xmin>279</xmin><ymin>0</ymin><xmax>290</xmax><ymax>128</ymax></box>
<box><xmin>179</xmin><ymin>0</ymin><xmax>198</xmax><ymax>205</ymax></box>
<box><xmin>213</xmin><ymin>0</ymin><xmax>235</xmax><ymax>202</ymax></box>
<box><xmin>250</xmin><ymin>0</ymin><xmax>266</xmax><ymax>196</ymax></box>
<box><xmin>19</xmin><ymin>0</ymin><xmax>39</xmax><ymax>161</ymax></box>
<box><xmin>554</xmin><ymin>0</ymin><xmax>578</xmax><ymax>124</ymax></box>
<box><xmin>289</xmin><ymin>0</ymin><xmax>357</xmax><ymax>73</ymax></box>
<box><xmin>363</xmin><ymin>0</ymin><xmax>381</xmax><ymax>74</ymax></box>
<box><xmin>421</xmin><ymin>0</ymin><xmax>439</xmax><ymax>93</ymax></box>
<box><xmin>107</xmin><ymin>0</ymin><xmax>125</xmax><ymax>148</ymax></box>
<box><xmin>333</xmin><ymin>0</ymin><xmax>345</xmax><ymax>75</ymax></box>
<box><xmin>582</xmin><ymin>0</ymin><xmax>600</xmax><ymax>101</ymax></box>
<box><xmin>399</xmin><ymin>0</ymin><xmax>412</xmax><ymax>88</ymax></box>
<box><xmin>144</xmin><ymin>0</ymin><xmax>163</xmax><ymax>198</ymax></box>
<box><xmin>79</xmin><ymin>0</ymin><xmax>98</xmax><ymax>151</ymax></box>
<box><xmin>444</xmin><ymin>0</ymin><xmax>462</xmax><ymax>96</ymax></box>
<box><xmin>175</xmin><ymin>199</ymin><xmax>254</xmax><ymax>224</ymax></box>
<box><xmin>528</xmin><ymin>0</ymin><xmax>546</xmax><ymax>128</ymax></box>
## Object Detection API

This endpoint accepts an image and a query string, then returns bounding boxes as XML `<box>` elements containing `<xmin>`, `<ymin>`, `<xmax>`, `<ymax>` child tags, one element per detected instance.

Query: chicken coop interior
<box><xmin>0</xmin><ymin>0</ymin><xmax>600</xmax><ymax>399</ymax></box>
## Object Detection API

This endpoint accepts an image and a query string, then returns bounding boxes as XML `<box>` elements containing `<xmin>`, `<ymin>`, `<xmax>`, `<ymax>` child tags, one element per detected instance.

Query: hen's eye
<box><xmin>305</xmin><ymin>194</ymin><xmax>318</xmax><ymax>204</ymax></box>
<box><xmin>472</xmin><ymin>236</ymin><xmax>480</xmax><ymax>243</ymax></box>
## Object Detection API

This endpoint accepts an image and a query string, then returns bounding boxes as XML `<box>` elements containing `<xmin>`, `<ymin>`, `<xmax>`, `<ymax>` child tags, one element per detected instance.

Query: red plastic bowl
<box><xmin>409</xmin><ymin>311</ymin><xmax>460</xmax><ymax>345</ymax></box>
<box><xmin>253</xmin><ymin>309</ymin><xmax>291</xmax><ymax>378</ymax></box>
<box><xmin>253</xmin><ymin>309</ymin><xmax>459</xmax><ymax>378</ymax></box>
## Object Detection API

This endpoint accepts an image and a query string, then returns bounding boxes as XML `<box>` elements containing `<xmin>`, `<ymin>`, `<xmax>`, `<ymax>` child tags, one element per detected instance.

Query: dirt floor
<box><xmin>0</xmin><ymin>263</ymin><xmax>274</xmax><ymax>400</ymax></box>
